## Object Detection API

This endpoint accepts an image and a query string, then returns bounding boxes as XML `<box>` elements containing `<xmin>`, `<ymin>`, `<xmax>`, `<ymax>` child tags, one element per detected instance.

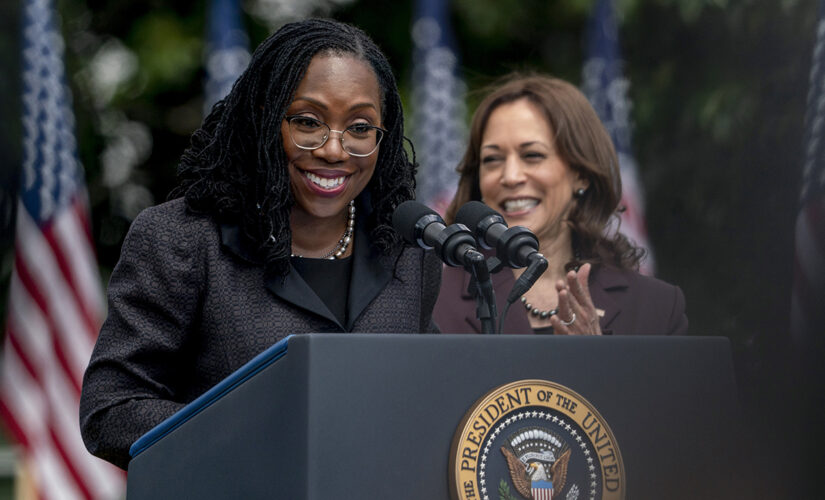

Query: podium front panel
<box><xmin>127</xmin><ymin>334</ymin><xmax>749</xmax><ymax>499</ymax></box>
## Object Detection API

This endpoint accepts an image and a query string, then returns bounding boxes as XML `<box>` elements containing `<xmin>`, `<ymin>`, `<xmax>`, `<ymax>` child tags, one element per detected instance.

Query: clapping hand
<box><xmin>550</xmin><ymin>263</ymin><xmax>602</xmax><ymax>336</ymax></box>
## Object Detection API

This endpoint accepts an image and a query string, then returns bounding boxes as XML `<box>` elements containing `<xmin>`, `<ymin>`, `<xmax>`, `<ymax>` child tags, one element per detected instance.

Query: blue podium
<box><xmin>126</xmin><ymin>334</ymin><xmax>752</xmax><ymax>499</ymax></box>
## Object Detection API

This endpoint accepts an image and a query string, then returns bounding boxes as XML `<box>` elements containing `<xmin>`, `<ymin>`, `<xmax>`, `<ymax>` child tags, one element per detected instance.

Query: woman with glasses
<box><xmin>434</xmin><ymin>74</ymin><xmax>687</xmax><ymax>336</ymax></box>
<box><xmin>80</xmin><ymin>18</ymin><xmax>441</xmax><ymax>469</ymax></box>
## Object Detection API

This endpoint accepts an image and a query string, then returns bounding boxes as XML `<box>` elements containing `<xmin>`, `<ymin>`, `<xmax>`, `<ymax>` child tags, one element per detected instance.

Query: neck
<box><xmin>536</xmin><ymin>225</ymin><xmax>575</xmax><ymax>283</ymax></box>
<box><xmin>511</xmin><ymin>227</ymin><xmax>573</xmax><ymax>286</ymax></box>
<box><xmin>290</xmin><ymin>206</ymin><xmax>350</xmax><ymax>258</ymax></box>
<box><xmin>512</xmin><ymin>227</ymin><xmax>575</xmax><ymax>325</ymax></box>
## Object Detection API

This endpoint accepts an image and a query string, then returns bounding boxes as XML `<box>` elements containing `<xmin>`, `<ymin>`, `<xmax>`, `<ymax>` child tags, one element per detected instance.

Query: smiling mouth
<box><xmin>303</xmin><ymin>170</ymin><xmax>349</xmax><ymax>190</ymax></box>
<box><xmin>502</xmin><ymin>198</ymin><xmax>539</xmax><ymax>213</ymax></box>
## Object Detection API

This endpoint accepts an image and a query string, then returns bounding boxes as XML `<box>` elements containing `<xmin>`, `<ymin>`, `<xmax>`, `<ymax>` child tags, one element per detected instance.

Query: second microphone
<box><xmin>392</xmin><ymin>200</ymin><xmax>483</xmax><ymax>268</ymax></box>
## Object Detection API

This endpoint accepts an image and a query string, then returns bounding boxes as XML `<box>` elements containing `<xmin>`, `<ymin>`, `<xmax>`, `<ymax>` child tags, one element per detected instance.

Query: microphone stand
<box><xmin>465</xmin><ymin>254</ymin><xmax>503</xmax><ymax>334</ymax></box>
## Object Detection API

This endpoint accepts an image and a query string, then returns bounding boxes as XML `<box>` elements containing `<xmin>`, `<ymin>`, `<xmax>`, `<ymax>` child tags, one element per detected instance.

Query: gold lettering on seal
<box><xmin>450</xmin><ymin>380</ymin><xmax>624</xmax><ymax>500</ymax></box>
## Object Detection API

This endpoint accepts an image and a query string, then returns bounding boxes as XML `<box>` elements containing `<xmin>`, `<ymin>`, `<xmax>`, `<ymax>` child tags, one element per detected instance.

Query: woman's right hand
<box><xmin>550</xmin><ymin>263</ymin><xmax>602</xmax><ymax>336</ymax></box>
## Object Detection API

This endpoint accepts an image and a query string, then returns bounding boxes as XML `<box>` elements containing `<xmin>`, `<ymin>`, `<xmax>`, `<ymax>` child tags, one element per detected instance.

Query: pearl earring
<box><xmin>574</xmin><ymin>188</ymin><xmax>586</xmax><ymax>198</ymax></box>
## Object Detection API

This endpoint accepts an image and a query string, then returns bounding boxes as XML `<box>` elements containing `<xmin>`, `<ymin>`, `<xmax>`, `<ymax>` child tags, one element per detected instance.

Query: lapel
<box><xmin>265</xmin><ymin>259</ymin><xmax>343</xmax><ymax>328</ymax></box>
<box><xmin>588</xmin><ymin>265</ymin><xmax>628</xmax><ymax>332</ymax></box>
<box><xmin>345</xmin><ymin>217</ymin><xmax>395</xmax><ymax>330</ymax></box>
<box><xmin>220</xmin><ymin>210</ymin><xmax>395</xmax><ymax>332</ymax></box>
<box><xmin>220</xmin><ymin>221</ymin><xmax>345</xmax><ymax>328</ymax></box>
<box><xmin>219</xmin><ymin>223</ymin><xmax>260</xmax><ymax>265</ymax></box>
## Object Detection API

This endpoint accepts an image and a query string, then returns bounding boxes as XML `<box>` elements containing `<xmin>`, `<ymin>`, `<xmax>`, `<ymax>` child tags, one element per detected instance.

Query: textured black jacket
<box><xmin>80</xmin><ymin>197</ymin><xmax>441</xmax><ymax>469</ymax></box>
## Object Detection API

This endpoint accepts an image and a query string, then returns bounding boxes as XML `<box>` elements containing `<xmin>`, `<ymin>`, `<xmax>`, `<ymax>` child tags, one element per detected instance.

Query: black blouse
<box><xmin>291</xmin><ymin>255</ymin><xmax>354</xmax><ymax>327</ymax></box>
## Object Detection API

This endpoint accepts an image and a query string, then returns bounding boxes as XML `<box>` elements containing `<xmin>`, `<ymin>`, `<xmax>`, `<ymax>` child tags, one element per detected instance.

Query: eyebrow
<box><xmin>481</xmin><ymin>141</ymin><xmax>550</xmax><ymax>150</ymax></box>
<box><xmin>291</xmin><ymin>96</ymin><xmax>378</xmax><ymax>113</ymax></box>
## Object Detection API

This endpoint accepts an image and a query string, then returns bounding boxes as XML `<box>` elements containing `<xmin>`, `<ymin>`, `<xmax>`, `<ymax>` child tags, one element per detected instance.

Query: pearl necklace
<box><xmin>521</xmin><ymin>296</ymin><xmax>558</xmax><ymax>320</ymax></box>
<box><xmin>290</xmin><ymin>200</ymin><xmax>356</xmax><ymax>259</ymax></box>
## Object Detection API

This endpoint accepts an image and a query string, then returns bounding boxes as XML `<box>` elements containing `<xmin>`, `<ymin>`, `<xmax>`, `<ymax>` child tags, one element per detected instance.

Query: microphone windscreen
<box><xmin>455</xmin><ymin>201</ymin><xmax>501</xmax><ymax>232</ymax></box>
<box><xmin>392</xmin><ymin>200</ymin><xmax>442</xmax><ymax>244</ymax></box>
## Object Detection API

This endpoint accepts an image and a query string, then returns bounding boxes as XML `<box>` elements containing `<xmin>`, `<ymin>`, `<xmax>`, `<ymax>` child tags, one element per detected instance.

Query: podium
<box><xmin>127</xmin><ymin>334</ymin><xmax>752</xmax><ymax>499</ymax></box>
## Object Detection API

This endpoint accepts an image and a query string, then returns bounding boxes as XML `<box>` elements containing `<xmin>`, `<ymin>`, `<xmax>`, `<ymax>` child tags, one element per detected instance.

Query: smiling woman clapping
<box><xmin>434</xmin><ymin>74</ymin><xmax>686</xmax><ymax>336</ymax></box>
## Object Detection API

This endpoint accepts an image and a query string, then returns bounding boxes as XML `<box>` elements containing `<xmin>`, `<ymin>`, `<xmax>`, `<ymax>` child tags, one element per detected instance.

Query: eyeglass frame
<box><xmin>284</xmin><ymin>115</ymin><xmax>387</xmax><ymax>158</ymax></box>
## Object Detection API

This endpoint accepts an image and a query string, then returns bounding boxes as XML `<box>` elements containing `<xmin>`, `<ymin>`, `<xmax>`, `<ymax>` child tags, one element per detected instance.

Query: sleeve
<box><xmin>79</xmin><ymin>204</ymin><xmax>206</xmax><ymax>469</ymax></box>
<box><xmin>419</xmin><ymin>248</ymin><xmax>442</xmax><ymax>333</ymax></box>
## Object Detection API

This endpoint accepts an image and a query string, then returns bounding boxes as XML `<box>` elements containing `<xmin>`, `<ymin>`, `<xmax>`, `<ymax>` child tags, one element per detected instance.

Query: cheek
<box><xmin>539</xmin><ymin>164</ymin><xmax>575</xmax><ymax>194</ymax></box>
<box><xmin>281</xmin><ymin>124</ymin><xmax>297</xmax><ymax>161</ymax></box>
<box><xmin>365</xmin><ymin>162</ymin><xmax>378</xmax><ymax>183</ymax></box>
<box><xmin>355</xmin><ymin>157</ymin><xmax>378</xmax><ymax>185</ymax></box>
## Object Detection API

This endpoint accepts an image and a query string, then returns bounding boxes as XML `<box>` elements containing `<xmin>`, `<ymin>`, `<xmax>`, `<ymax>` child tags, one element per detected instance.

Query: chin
<box><xmin>305</xmin><ymin>201</ymin><xmax>350</xmax><ymax>218</ymax></box>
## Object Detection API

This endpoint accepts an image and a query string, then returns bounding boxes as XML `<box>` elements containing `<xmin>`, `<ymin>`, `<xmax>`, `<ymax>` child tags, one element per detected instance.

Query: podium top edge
<box><xmin>128</xmin><ymin>335</ymin><xmax>291</xmax><ymax>459</ymax></box>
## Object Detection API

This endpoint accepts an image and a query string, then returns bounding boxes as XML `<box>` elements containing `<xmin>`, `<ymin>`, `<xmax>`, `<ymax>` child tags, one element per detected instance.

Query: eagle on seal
<box><xmin>501</xmin><ymin>446</ymin><xmax>571</xmax><ymax>499</ymax></box>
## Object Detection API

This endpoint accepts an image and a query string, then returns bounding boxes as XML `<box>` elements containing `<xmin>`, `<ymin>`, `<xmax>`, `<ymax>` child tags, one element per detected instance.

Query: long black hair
<box><xmin>171</xmin><ymin>18</ymin><xmax>416</xmax><ymax>276</ymax></box>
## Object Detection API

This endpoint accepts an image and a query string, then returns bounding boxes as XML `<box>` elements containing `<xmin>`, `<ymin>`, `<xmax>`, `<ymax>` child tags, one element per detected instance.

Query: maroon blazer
<box><xmin>433</xmin><ymin>263</ymin><xmax>687</xmax><ymax>335</ymax></box>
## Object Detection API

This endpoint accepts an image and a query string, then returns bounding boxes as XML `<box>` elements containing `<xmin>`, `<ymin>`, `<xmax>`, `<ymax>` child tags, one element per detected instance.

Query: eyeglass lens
<box><xmin>288</xmin><ymin>117</ymin><xmax>382</xmax><ymax>156</ymax></box>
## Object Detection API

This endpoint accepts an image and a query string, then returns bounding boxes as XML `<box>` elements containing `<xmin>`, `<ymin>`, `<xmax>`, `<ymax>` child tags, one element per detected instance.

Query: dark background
<box><xmin>0</xmin><ymin>0</ymin><xmax>819</xmax><ymax>496</ymax></box>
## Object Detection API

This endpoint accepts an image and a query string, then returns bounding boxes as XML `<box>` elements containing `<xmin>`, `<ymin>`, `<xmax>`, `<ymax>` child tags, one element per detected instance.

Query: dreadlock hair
<box><xmin>171</xmin><ymin>18</ymin><xmax>416</xmax><ymax>276</ymax></box>
<box><xmin>445</xmin><ymin>73</ymin><xmax>644</xmax><ymax>271</ymax></box>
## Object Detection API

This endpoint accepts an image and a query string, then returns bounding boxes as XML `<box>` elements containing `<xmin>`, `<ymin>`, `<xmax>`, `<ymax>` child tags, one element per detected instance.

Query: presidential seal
<box><xmin>449</xmin><ymin>380</ymin><xmax>625</xmax><ymax>500</ymax></box>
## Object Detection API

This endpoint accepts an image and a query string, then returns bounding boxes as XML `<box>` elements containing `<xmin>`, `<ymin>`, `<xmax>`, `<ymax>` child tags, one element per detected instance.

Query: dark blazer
<box><xmin>434</xmin><ymin>262</ymin><xmax>687</xmax><ymax>335</ymax></box>
<box><xmin>80</xmin><ymin>198</ymin><xmax>441</xmax><ymax>469</ymax></box>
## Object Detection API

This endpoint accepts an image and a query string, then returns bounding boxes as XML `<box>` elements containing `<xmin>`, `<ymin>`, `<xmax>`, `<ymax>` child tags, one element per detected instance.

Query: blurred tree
<box><xmin>626</xmin><ymin>0</ymin><xmax>812</xmax><ymax>390</ymax></box>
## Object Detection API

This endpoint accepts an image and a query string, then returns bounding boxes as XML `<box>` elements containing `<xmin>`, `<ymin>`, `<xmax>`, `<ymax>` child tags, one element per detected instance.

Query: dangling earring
<box><xmin>574</xmin><ymin>188</ymin><xmax>586</xmax><ymax>198</ymax></box>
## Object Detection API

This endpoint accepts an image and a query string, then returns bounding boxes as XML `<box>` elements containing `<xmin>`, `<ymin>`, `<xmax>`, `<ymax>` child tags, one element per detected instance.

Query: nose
<box><xmin>500</xmin><ymin>156</ymin><xmax>526</xmax><ymax>187</ymax></box>
<box><xmin>313</xmin><ymin>130</ymin><xmax>349</xmax><ymax>162</ymax></box>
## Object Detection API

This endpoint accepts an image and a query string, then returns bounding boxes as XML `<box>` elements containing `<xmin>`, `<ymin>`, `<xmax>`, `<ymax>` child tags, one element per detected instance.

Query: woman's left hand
<box><xmin>550</xmin><ymin>263</ymin><xmax>602</xmax><ymax>336</ymax></box>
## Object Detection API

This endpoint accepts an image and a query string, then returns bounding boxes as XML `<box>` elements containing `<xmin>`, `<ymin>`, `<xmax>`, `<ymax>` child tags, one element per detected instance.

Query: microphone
<box><xmin>394</xmin><ymin>200</ymin><xmax>499</xmax><ymax>333</ymax></box>
<box><xmin>392</xmin><ymin>200</ymin><xmax>482</xmax><ymax>268</ymax></box>
<box><xmin>455</xmin><ymin>201</ymin><xmax>548</xmax><ymax>306</ymax></box>
<box><xmin>455</xmin><ymin>201</ymin><xmax>543</xmax><ymax>269</ymax></box>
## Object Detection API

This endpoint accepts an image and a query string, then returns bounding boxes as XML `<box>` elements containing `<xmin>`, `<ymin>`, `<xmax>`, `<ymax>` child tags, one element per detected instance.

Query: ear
<box><xmin>574</xmin><ymin>173</ymin><xmax>590</xmax><ymax>193</ymax></box>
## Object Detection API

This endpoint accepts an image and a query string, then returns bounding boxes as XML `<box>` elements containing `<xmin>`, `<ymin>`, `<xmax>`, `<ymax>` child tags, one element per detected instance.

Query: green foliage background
<box><xmin>0</xmin><ymin>0</ymin><xmax>818</xmax><ymax>495</ymax></box>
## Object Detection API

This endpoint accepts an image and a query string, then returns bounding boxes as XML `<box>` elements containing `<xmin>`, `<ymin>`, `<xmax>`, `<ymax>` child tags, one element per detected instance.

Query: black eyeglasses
<box><xmin>285</xmin><ymin>115</ymin><xmax>386</xmax><ymax>157</ymax></box>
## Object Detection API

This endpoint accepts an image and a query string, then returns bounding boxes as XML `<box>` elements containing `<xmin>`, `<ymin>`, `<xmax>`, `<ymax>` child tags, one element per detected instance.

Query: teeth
<box><xmin>305</xmin><ymin>171</ymin><xmax>346</xmax><ymax>189</ymax></box>
<box><xmin>503</xmin><ymin>199</ymin><xmax>539</xmax><ymax>212</ymax></box>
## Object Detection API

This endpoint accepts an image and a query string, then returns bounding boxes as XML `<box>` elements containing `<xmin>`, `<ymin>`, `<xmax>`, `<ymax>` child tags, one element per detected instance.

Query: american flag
<box><xmin>203</xmin><ymin>0</ymin><xmax>250</xmax><ymax>115</ymax></box>
<box><xmin>582</xmin><ymin>0</ymin><xmax>655</xmax><ymax>275</ymax></box>
<box><xmin>410</xmin><ymin>0</ymin><xmax>466</xmax><ymax>215</ymax></box>
<box><xmin>791</xmin><ymin>0</ymin><xmax>825</xmax><ymax>348</ymax></box>
<box><xmin>0</xmin><ymin>0</ymin><xmax>124</xmax><ymax>498</ymax></box>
